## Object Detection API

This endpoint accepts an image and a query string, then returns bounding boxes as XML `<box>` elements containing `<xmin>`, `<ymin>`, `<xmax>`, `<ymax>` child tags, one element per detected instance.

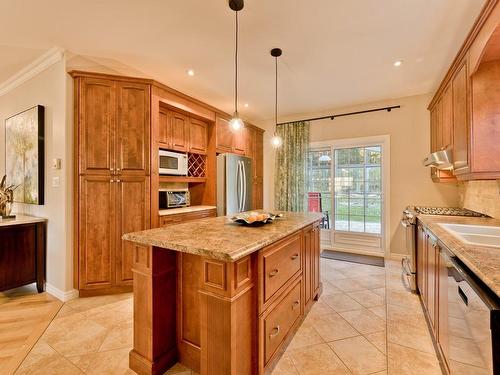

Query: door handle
<box><xmin>269</xmin><ymin>269</ymin><xmax>279</xmax><ymax>277</ymax></box>
<box><xmin>269</xmin><ymin>325</ymin><xmax>280</xmax><ymax>338</ymax></box>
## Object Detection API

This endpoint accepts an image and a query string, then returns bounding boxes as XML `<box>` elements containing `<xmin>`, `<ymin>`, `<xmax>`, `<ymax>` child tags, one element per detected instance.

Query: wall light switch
<box><xmin>52</xmin><ymin>158</ymin><xmax>62</xmax><ymax>170</ymax></box>
<box><xmin>52</xmin><ymin>176</ymin><xmax>60</xmax><ymax>187</ymax></box>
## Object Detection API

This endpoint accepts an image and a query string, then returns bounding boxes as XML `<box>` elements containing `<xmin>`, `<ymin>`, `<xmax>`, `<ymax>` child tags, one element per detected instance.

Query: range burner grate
<box><xmin>412</xmin><ymin>206</ymin><xmax>487</xmax><ymax>217</ymax></box>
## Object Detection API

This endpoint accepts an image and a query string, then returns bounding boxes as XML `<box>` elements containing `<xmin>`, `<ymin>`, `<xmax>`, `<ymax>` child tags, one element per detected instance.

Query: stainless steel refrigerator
<box><xmin>217</xmin><ymin>153</ymin><xmax>253</xmax><ymax>216</ymax></box>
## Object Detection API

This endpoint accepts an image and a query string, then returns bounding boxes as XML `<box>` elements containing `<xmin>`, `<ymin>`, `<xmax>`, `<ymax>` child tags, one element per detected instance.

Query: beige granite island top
<box><xmin>123</xmin><ymin>211</ymin><xmax>324</xmax><ymax>262</ymax></box>
<box><xmin>417</xmin><ymin>214</ymin><xmax>500</xmax><ymax>298</ymax></box>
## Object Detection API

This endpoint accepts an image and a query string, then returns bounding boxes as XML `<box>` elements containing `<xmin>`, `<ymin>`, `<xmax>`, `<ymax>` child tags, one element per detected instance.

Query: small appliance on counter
<box><xmin>159</xmin><ymin>150</ymin><xmax>188</xmax><ymax>176</ymax></box>
<box><xmin>400</xmin><ymin>206</ymin><xmax>487</xmax><ymax>292</ymax></box>
<box><xmin>159</xmin><ymin>188</ymin><xmax>190</xmax><ymax>209</ymax></box>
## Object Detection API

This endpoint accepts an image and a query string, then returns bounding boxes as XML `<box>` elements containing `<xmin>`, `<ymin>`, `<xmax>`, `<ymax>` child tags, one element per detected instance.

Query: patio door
<box><xmin>307</xmin><ymin>136</ymin><xmax>389</xmax><ymax>257</ymax></box>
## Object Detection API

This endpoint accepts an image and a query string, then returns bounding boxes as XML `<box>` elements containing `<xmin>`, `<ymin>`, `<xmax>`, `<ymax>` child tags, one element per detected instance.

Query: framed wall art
<box><xmin>5</xmin><ymin>105</ymin><xmax>45</xmax><ymax>205</ymax></box>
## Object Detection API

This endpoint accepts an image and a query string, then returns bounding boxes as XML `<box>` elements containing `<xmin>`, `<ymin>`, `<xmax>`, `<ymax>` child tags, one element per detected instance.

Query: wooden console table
<box><xmin>0</xmin><ymin>215</ymin><xmax>46</xmax><ymax>293</ymax></box>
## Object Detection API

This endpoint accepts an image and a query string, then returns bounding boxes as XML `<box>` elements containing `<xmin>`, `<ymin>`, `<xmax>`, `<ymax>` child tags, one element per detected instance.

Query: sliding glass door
<box><xmin>307</xmin><ymin>137</ymin><xmax>388</xmax><ymax>256</ymax></box>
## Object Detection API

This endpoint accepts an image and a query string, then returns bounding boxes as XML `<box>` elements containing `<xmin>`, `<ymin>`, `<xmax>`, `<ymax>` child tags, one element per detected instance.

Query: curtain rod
<box><xmin>277</xmin><ymin>105</ymin><xmax>401</xmax><ymax>125</ymax></box>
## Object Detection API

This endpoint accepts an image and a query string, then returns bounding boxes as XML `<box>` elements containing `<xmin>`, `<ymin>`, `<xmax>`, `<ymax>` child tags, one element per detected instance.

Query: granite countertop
<box><xmin>123</xmin><ymin>211</ymin><xmax>324</xmax><ymax>262</ymax></box>
<box><xmin>0</xmin><ymin>214</ymin><xmax>46</xmax><ymax>227</ymax></box>
<box><xmin>159</xmin><ymin>205</ymin><xmax>216</xmax><ymax>216</ymax></box>
<box><xmin>417</xmin><ymin>214</ymin><xmax>500</xmax><ymax>298</ymax></box>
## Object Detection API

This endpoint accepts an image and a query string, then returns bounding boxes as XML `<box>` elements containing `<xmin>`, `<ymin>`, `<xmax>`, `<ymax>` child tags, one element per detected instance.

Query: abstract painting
<box><xmin>5</xmin><ymin>105</ymin><xmax>44</xmax><ymax>205</ymax></box>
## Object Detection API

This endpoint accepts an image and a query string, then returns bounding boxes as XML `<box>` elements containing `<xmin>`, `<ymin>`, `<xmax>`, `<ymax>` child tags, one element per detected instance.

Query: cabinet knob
<box><xmin>269</xmin><ymin>325</ymin><xmax>280</xmax><ymax>338</ymax></box>
<box><xmin>116</xmin><ymin>179</ymin><xmax>121</xmax><ymax>183</ymax></box>
<box><xmin>290</xmin><ymin>254</ymin><xmax>299</xmax><ymax>260</ymax></box>
<box><xmin>293</xmin><ymin>300</ymin><xmax>300</xmax><ymax>308</ymax></box>
<box><xmin>269</xmin><ymin>269</ymin><xmax>279</xmax><ymax>277</ymax></box>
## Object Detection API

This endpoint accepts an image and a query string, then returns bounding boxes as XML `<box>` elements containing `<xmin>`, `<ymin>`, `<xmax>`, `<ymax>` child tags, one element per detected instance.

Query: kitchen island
<box><xmin>122</xmin><ymin>211</ymin><xmax>323</xmax><ymax>375</ymax></box>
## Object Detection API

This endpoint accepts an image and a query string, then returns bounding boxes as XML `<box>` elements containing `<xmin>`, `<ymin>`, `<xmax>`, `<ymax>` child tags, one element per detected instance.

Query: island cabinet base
<box><xmin>129</xmin><ymin>222</ymin><xmax>321</xmax><ymax>375</ymax></box>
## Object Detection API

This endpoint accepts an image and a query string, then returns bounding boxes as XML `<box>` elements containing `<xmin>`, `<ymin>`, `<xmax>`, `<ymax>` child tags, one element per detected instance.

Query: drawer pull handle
<box><xmin>269</xmin><ymin>325</ymin><xmax>280</xmax><ymax>338</ymax></box>
<box><xmin>269</xmin><ymin>269</ymin><xmax>279</xmax><ymax>277</ymax></box>
<box><xmin>291</xmin><ymin>254</ymin><xmax>299</xmax><ymax>260</ymax></box>
<box><xmin>293</xmin><ymin>300</ymin><xmax>300</xmax><ymax>308</ymax></box>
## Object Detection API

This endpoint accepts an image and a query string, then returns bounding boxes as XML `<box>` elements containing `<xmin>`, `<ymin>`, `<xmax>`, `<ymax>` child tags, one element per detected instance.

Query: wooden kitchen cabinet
<box><xmin>73</xmin><ymin>72</ymin><xmax>151</xmax><ymax>296</ymax></box>
<box><xmin>170</xmin><ymin>111</ymin><xmax>189</xmax><ymax>152</ymax></box>
<box><xmin>246</xmin><ymin>127</ymin><xmax>264</xmax><ymax>210</ymax></box>
<box><xmin>428</xmin><ymin>0</ymin><xmax>500</xmax><ymax>181</ymax></box>
<box><xmin>452</xmin><ymin>59</ymin><xmax>470</xmax><ymax>174</ymax></box>
<box><xmin>437</xmin><ymin>248</ymin><xmax>450</xmax><ymax>370</ymax></box>
<box><xmin>426</xmin><ymin>235</ymin><xmax>438</xmax><ymax>331</ymax></box>
<box><xmin>234</xmin><ymin>126</ymin><xmax>247</xmax><ymax>155</ymax></box>
<box><xmin>215</xmin><ymin>115</ymin><xmax>235</xmax><ymax>153</ymax></box>
<box><xmin>78</xmin><ymin>77</ymin><xmax>116</xmax><ymax>176</ymax></box>
<box><xmin>189</xmin><ymin>118</ymin><xmax>208</xmax><ymax>154</ymax></box>
<box><xmin>416</xmin><ymin>225</ymin><xmax>427</xmax><ymax>303</ymax></box>
<box><xmin>115</xmin><ymin>176</ymin><xmax>150</xmax><ymax>286</ymax></box>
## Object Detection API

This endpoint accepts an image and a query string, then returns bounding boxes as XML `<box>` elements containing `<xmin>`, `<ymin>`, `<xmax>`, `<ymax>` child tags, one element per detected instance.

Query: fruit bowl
<box><xmin>230</xmin><ymin>212</ymin><xmax>282</xmax><ymax>226</ymax></box>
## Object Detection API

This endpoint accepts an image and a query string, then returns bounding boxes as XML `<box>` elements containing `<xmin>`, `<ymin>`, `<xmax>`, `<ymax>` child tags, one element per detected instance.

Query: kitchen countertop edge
<box><xmin>123</xmin><ymin>212</ymin><xmax>324</xmax><ymax>262</ymax></box>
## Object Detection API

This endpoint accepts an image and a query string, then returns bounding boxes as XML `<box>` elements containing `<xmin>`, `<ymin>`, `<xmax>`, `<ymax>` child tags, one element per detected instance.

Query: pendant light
<box><xmin>270</xmin><ymin>48</ymin><xmax>283</xmax><ymax>148</ymax></box>
<box><xmin>229</xmin><ymin>0</ymin><xmax>244</xmax><ymax>131</ymax></box>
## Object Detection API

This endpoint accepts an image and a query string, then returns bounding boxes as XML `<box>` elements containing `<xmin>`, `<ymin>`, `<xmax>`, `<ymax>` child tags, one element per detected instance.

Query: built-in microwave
<box><xmin>159</xmin><ymin>150</ymin><xmax>188</xmax><ymax>176</ymax></box>
<box><xmin>159</xmin><ymin>189</ymin><xmax>190</xmax><ymax>209</ymax></box>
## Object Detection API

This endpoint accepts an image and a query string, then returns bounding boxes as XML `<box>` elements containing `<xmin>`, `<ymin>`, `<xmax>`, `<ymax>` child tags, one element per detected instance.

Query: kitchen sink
<box><xmin>439</xmin><ymin>223</ymin><xmax>500</xmax><ymax>248</ymax></box>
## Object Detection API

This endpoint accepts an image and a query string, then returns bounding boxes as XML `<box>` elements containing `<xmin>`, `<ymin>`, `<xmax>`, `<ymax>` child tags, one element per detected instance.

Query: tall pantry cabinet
<box><xmin>73</xmin><ymin>73</ymin><xmax>151</xmax><ymax>295</ymax></box>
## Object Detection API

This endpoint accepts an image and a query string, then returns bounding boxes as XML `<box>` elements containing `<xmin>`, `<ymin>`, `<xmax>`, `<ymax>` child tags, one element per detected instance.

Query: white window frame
<box><xmin>309</xmin><ymin>135</ymin><xmax>391</xmax><ymax>258</ymax></box>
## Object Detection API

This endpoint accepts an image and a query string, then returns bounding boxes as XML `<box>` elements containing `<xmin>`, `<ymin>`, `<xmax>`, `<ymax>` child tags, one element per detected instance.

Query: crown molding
<box><xmin>0</xmin><ymin>46</ymin><xmax>65</xmax><ymax>97</ymax></box>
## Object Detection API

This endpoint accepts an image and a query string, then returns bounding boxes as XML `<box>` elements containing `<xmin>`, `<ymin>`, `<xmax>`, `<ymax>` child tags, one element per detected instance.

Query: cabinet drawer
<box><xmin>262</xmin><ymin>233</ymin><xmax>302</xmax><ymax>304</ymax></box>
<box><xmin>159</xmin><ymin>208</ymin><xmax>216</xmax><ymax>227</ymax></box>
<box><xmin>263</xmin><ymin>278</ymin><xmax>302</xmax><ymax>365</ymax></box>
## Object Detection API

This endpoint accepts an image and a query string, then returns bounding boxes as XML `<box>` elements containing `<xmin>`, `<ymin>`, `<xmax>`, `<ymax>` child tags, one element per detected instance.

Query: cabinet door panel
<box><xmin>471</xmin><ymin>60</ymin><xmax>500</xmax><ymax>173</ymax></box>
<box><xmin>79</xmin><ymin>78</ymin><xmax>115</xmax><ymax>175</ymax></box>
<box><xmin>170</xmin><ymin>111</ymin><xmax>189</xmax><ymax>152</ymax></box>
<box><xmin>416</xmin><ymin>225</ymin><xmax>426</xmax><ymax>299</ymax></box>
<box><xmin>441</xmin><ymin>84</ymin><xmax>453</xmax><ymax>150</ymax></box>
<box><xmin>115</xmin><ymin>176</ymin><xmax>150</xmax><ymax>285</ymax></box>
<box><xmin>427</xmin><ymin>238</ymin><xmax>437</xmax><ymax>331</ymax></box>
<box><xmin>303</xmin><ymin>228</ymin><xmax>312</xmax><ymax>307</ymax></box>
<box><xmin>234</xmin><ymin>127</ymin><xmax>246</xmax><ymax>155</ymax></box>
<box><xmin>216</xmin><ymin>115</ymin><xmax>234</xmax><ymax>153</ymax></box>
<box><xmin>79</xmin><ymin>176</ymin><xmax>115</xmax><ymax>289</ymax></box>
<box><xmin>158</xmin><ymin>109</ymin><xmax>170</xmax><ymax>148</ymax></box>
<box><xmin>438</xmin><ymin>249</ymin><xmax>450</xmax><ymax>366</ymax></box>
<box><xmin>189</xmin><ymin>118</ymin><xmax>208</xmax><ymax>154</ymax></box>
<box><xmin>312</xmin><ymin>225</ymin><xmax>320</xmax><ymax>295</ymax></box>
<box><xmin>116</xmin><ymin>82</ymin><xmax>150</xmax><ymax>175</ymax></box>
<box><xmin>452</xmin><ymin>61</ymin><xmax>470</xmax><ymax>173</ymax></box>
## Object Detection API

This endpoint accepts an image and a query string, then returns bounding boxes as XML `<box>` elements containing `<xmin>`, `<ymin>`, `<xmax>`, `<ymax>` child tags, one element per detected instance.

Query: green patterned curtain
<box><xmin>274</xmin><ymin>121</ymin><xmax>310</xmax><ymax>211</ymax></box>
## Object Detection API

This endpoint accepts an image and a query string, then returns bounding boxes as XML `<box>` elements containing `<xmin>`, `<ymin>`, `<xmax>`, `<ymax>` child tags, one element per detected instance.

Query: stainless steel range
<box><xmin>400</xmin><ymin>206</ymin><xmax>487</xmax><ymax>292</ymax></box>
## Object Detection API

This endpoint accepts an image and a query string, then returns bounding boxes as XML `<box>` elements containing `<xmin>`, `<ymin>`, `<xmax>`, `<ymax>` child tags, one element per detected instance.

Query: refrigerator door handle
<box><xmin>242</xmin><ymin>161</ymin><xmax>247</xmax><ymax>211</ymax></box>
<box><xmin>237</xmin><ymin>161</ymin><xmax>241</xmax><ymax>212</ymax></box>
<box><xmin>238</xmin><ymin>161</ymin><xmax>244</xmax><ymax>212</ymax></box>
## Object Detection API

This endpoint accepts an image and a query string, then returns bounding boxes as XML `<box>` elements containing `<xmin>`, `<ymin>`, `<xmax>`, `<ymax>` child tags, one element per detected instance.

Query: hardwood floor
<box><xmin>0</xmin><ymin>285</ymin><xmax>63</xmax><ymax>375</ymax></box>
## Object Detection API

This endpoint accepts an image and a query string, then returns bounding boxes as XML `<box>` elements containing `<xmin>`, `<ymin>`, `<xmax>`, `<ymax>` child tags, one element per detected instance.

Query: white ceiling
<box><xmin>0</xmin><ymin>0</ymin><xmax>486</xmax><ymax>122</ymax></box>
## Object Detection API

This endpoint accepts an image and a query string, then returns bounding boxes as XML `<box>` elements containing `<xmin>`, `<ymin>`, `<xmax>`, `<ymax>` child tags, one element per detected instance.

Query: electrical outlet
<box><xmin>52</xmin><ymin>158</ymin><xmax>62</xmax><ymax>170</ymax></box>
<box><xmin>52</xmin><ymin>176</ymin><xmax>60</xmax><ymax>187</ymax></box>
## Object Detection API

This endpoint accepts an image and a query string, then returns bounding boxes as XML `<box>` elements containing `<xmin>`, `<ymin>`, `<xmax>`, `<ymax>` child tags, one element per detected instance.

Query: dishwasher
<box><xmin>439</xmin><ymin>245</ymin><xmax>500</xmax><ymax>374</ymax></box>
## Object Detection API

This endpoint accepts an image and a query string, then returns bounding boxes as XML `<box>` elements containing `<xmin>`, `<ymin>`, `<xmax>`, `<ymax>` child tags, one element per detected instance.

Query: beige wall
<box><xmin>0</xmin><ymin>57</ymin><xmax>74</xmax><ymax>295</ymax></box>
<box><xmin>262</xmin><ymin>94</ymin><xmax>460</xmax><ymax>256</ymax></box>
<box><xmin>459</xmin><ymin>180</ymin><xmax>500</xmax><ymax>218</ymax></box>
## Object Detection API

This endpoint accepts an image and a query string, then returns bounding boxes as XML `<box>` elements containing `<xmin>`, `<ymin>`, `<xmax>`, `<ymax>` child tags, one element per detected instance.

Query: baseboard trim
<box><xmin>46</xmin><ymin>283</ymin><xmax>78</xmax><ymax>302</ymax></box>
<box><xmin>321</xmin><ymin>249</ymin><xmax>385</xmax><ymax>267</ymax></box>
<box><xmin>0</xmin><ymin>46</ymin><xmax>65</xmax><ymax>96</ymax></box>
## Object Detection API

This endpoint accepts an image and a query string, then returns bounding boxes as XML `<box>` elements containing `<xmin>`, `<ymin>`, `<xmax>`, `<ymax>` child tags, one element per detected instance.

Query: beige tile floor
<box><xmin>9</xmin><ymin>258</ymin><xmax>445</xmax><ymax>375</ymax></box>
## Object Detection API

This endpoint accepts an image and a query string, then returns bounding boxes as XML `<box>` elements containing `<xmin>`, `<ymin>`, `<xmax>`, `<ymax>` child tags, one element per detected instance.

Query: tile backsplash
<box><xmin>459</xmin><ymin>180</ymin><xmax>500</xmax><ymax>218</ymax></box>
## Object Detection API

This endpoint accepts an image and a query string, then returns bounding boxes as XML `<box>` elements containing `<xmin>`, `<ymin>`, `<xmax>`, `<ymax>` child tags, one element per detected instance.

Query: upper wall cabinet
<box><xmin>428</xmin><ymin>0</ymin><xmax>500</xmax><ymax>181</ymax></box>
<box><xmin>158</xmin><ymin>108</ymin><xmax>207</xmax><ymax>154</ymax></box>
<box><xmin>189</xmin><ymin>118</ymin><xmax>208</xmax><ymax>155</ymax></box>
<box><xmin>215</xmin><ymin>114</ymin><xmax>247</xmax><ymax>155</ymax></box>
<box><xmin>77</xmin><ymin>77</ymin><xmax>150</xmax><ymax>176</ymax></box>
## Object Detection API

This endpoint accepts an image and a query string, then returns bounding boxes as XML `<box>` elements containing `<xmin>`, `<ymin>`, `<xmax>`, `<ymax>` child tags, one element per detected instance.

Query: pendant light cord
<box><xmin>234</xmin><ymin>11</ymin><xmax>239</xmax><ymax>114</ymax></box>
<box><xmin>275</xmin><ymin>55</ymin><xmax>278</xmax><ymax>129</ymax></box>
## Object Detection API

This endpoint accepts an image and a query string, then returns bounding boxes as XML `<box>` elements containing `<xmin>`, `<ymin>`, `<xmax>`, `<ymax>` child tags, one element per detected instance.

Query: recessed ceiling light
<box><xmin>393</xmin><ymin>60</ymin><xmax>403</xmax><ymax>67</ymax></box>
<box><xmin>187</xmin><ymin>69</ymin><xmax>195</xmax><ymax>76</ymax></box>
<box><xmin>244</xmin><ymin>103</ymin><xmax>249</xmax><ymax>108</ymax></box>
